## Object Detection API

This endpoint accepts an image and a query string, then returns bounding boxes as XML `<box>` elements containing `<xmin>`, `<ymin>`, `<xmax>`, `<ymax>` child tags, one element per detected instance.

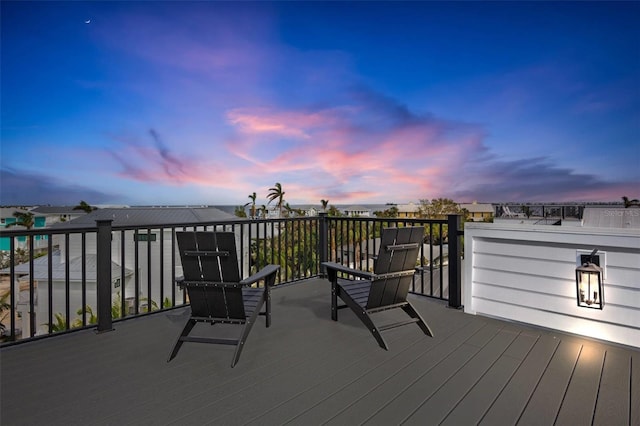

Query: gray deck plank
<box><xmin>284</xmin><ymin>314</ymin><xmax>491</xmax><ymax>425</ymax></box>
<box><xmin>204</xmin><ymin>318</ymin><xmax>425</xmax><ymax>425</ymax></box>
<box><xmin>593</xmin><ymin>348</ymin><xmax>631</xmax><ymax>425</ymax></box>
<box><xmin>439</xmin><ymin>332</ymin><xmax>539</xmax><ymax>425</ymax></box>
<box><xmin>243</xmin><ymin>298</ymin><xmax>465</xmax><ymax>426</ymax></box>
<box><xmin>631</xmin><ymin>352</ymin><xmax>640</xmax><ymax>426</ymax></box>
<box><xmin>320</xmin><ymin>320</ymin><xmax>486</xmax><ymax>426</ymax></box>
<box><xmin>1</xmin><ymin>278</ymin><xmax>638</xmax><ymax>426</ymax></box>
<box><xmin>555</xmin><ymin>344</ymin><xmax>606</xmax><ymax>425</ymax></box>
<box><xmin>401</xmin><ymin>328</ymin><xmax>519</xmax><ymax>425</ymax></box>
<box><xmin>517</xmin><ymin>340</ymin><xmax>583</xmax><ymax>425</ymax></box>
<box><xmin>479</xmin><ymin>334</ymin><xmax>560</xmax><ymax>425</ymax></box>
<box><xmin>327</xmin><ymin>321</ymin><xmax>502</xmax><ymax>426</ymax></box>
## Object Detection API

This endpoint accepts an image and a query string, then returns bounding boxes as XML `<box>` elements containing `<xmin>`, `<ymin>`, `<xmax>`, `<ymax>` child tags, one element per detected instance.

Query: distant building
<box><xmin>397</xmin><ymin>202</ymin><xmax>420</xmax><ymax>218</ymax></box>
<box><xmin>30</xmin><ymin>205</ymin><xmax>88</xmax><ymax>226</ymax></box>
<box><xmin>0</xmin><ymin>207</ymin><xmax>49</xmax><ymax>252</ymax></box>
<box><xmin>1</xmin><ymin>206</ymin><xmax>239</xmax><ymax>336</ymax></box>
<box><xmin>343</xmin><ymin>206</ymin><xmax>371</xmax><ymax>217</ymax></box>
<box><xmin>460</xmin><ymin>202</ymin><xmax>494</xmax><ymax>222</ymax></box>
<box><xmin>0</xmin><ymin>250</ymin><xmax>134</xmax><ymax>337</ymax></box>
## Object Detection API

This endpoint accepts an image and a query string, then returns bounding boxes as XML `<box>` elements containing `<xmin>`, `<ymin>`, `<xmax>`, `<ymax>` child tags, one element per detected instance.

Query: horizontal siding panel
<box><xmin>472</xmin><ymin>283</ymin><xmax>640</xmax><ymax>328</ymax></box>
<box><xmin>604</xmin><ymin>265</ymin><xmax>640</xmax><ymax>285</ymax></box>
<box><xmin>474</xmin><ymin>252</ymin><xmax>574</xmax><ymax>279</ymax></box>
<box><xmin>473</xmin><ymin>268</ymin><xmax>573</xmax><ymax>298</ymax></box>
<box><xmin>473</xmin><ymin>270</ymin><xmax>640</xmax><ymax>308</ymax></box>
<box><xmin>601</xmin><ymin>251</ymin><xmax>640</xmax><ymax>268</ymax></box>
<box><xmin>472</xmin><ymin>298</ymin><xmax>640</xmax><ymax>348</ymax></box>
<box><xmin>602</xmin><ymin>284</ymin><xmax>640</xmax><ymax>307</ymax></box>
<box><xmin>474</xmin><ymin>239</ymin><xmax>571</xmax><ymax>262</ymax></box>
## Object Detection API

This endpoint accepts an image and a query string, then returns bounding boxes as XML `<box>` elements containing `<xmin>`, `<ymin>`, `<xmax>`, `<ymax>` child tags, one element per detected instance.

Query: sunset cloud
<box><xmin>2</xmin><ymin>2</ymin><xmax>637</xmax><ymax>206</ymax></box>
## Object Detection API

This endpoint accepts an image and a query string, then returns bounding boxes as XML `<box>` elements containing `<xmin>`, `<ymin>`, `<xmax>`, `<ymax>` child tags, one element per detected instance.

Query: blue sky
<box><xmin>1</xmin><ymin>1</ymin><xmax>638</xmax><ymax>206</ymax></box>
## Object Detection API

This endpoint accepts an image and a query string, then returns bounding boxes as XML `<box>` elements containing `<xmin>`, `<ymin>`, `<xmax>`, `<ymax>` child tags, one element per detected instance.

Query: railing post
<box><xmin>96</xmin><ymin>220</ymin><xmax>114</xmax><ymax>333</ymax></box>
<box><xmin>318</xmin><ymin>212</ymin><xmax>329</xmax><ymax>277</ymax></box>
<box><xmin>447</xmin><ymin>214</ymin><xmax>462</xmax><ymax>309</ymax></box>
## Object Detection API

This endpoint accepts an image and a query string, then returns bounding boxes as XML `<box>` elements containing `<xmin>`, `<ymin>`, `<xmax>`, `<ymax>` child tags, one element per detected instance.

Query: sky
<box><xmin>1</xmin><ymin>1</ymin><xmax>639</xmax><ymax>207</ymax></box>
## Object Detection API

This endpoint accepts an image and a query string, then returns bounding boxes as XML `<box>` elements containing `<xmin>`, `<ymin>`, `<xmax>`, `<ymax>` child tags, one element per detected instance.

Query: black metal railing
<box><xmin>495</xmin><ymin>203</ymin><xmax>584</xmax><ymax>220</ymax></box>
<box><xmin>0</xmin><ymin>214</ymin><xmax>462</xmax><ymax>345</ymax></box>
<box><xmin>321</xmin><ymin>214</ymin><xmax>462</xmax><ymax>304</ymax></box>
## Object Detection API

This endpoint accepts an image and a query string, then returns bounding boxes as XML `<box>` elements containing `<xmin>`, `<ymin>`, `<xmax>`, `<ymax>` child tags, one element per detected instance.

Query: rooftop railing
<box><xmin>0</xmin><ymin>214</ymin><xmax>462</xmax><ymax>345</ymax></box>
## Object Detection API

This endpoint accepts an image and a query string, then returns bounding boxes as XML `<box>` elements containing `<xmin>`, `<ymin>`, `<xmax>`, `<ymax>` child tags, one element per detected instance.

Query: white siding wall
<box><xmin>464</xmin><ymin>223</ymin><xmax>640</xmax><ymax>348</ymax></box>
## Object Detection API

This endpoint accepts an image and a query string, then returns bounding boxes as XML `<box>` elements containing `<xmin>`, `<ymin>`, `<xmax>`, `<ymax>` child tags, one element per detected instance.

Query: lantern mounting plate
<box><xmin>576</xmin><ymin>249</ymin><xmax>606</xmax><ymax>278</ymax></box>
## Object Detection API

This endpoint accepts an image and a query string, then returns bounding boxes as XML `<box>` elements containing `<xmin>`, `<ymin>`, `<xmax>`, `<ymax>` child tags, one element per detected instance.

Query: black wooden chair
<box><xmin>168</xmin><ymin>231</ymin><xmax>280</xmax><ymax>367</ymax></box>
<box><xmin>323</xmin><ymin>226</ymin><xmax>433</xmax><ymax>349</ymax></box>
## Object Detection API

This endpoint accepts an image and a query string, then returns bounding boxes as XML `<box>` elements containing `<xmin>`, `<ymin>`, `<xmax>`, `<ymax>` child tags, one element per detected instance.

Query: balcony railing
<box><xmin>0</xmin><ymin>214</ymin><xmax>462</xmax><ymax>345</ymax></box>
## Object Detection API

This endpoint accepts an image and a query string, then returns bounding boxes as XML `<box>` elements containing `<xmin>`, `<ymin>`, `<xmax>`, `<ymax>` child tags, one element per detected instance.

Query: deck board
<box><xmin>361</xmin><ymin>322</ymin><xmax>496</xmax><ymax>426</ymax></box>
<box><xmin>1</xmin><ymin>278</ymin><xmax>638</xmax><ymax>426</ymax></box>
<box><xmin>555</xmin><ymin>344</ymin><xmax>606</xmax><ymax>425</ymax></box>
<box><xmin>631</xmin><ymin>353</ymin><xmax>640</xmax><ymax>426</ymax></box>
<box><xmin>593</xmin><ymin>348</ymin><xmax>631</xmax><ymax>425</ymax></box>
<box><xmin>402</xmin><ymin>328</ymin><xmax>520</xmax><ymax>425</ymax></box>
<box><xmin>439</xmin><ymin>332</ymin><xmax>538</xmax><ymax>426</ymax></box>
<box><xmin>517</xmin><ymin>340</ymin><xmax>583</xmax><ymax>425</ymax></box>
<box><xmin>479</xmin><ymin>334</ymin><xmax>559</xmax><ymax>425</ymax></box>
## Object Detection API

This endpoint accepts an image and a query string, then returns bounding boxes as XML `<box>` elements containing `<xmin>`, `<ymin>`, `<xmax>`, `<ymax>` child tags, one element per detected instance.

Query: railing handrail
<box><xmin>1</xmin><ymin>214</ymin><xmax>463</xmax><ymax>345</ymax></box>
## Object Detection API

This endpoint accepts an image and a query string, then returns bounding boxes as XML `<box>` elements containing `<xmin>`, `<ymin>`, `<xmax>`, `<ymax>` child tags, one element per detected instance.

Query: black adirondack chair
<box><xmin>168</xmin><ymin>231</ymin><xmax>280</xmax><ymax>367</ymax></box>
<box><xmin>323</xmin><ymin>226</ymin><xmax>433</xmax><ymax>349</ymax></box>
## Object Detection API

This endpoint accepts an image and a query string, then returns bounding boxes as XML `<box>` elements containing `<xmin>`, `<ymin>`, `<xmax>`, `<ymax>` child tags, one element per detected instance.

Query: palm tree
<box><xmin>48</xmin><ymin>313</ymin><xmax>68</xmax><ymax>332</ymax></box>
<box><xmin>622</xmin><ymin>196</ymin><xmax>640</xmax><ymax>208</ymax></box>
<box><xmin>321</xmin><ymin>199</ymin><xmax>329</xmax><ymax>212</ymax></box>
<box><xmin>73</xmin><ymin>305</ymin><xmax>98</xmax><ymax>327</ymax></box>
<box><xmin>234</xmin><ymin>206</ymin><xmax>247</xmax><ymax>218</ymax></box>
<box><xmin>245</xmin><ymin>192</ymin><xmax>257</xmax><ymax>218</ymax></box>
<box><xmin>6</xmin><ymin>211</ymin><xmax>36</xmax><ymax>253</ymax></box>
<box><xmin>73</xmin><ymin>200</ymin><xmax>97</xmax><ymax>213</ymax></box>
<box><xmin>283</xmin><ymin>203</ymin><xmax>294</xmax><ymax>218</ymax></box>
<box><xmin>267</xmin><ymin>182</ymin><xmax>286</xmax><ymax>217</ymax></box>
<box><xmin>6</xmin><ymin>211</ymin><xmax>35</xmax><ymax>230</ymax></box>
<box><xmin>259</xmin><ymin>205</ymin><xmax>268</xmax><ymax>218</ymax></box>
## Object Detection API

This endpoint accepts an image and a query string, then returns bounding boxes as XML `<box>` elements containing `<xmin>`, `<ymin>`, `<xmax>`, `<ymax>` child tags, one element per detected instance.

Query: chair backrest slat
<box><xmin>367</xmin><ymin>227</ymin><xmax>423</xmax><ymax>309</ymax></box>
<box><xmin>176</xmin><ymin>231</ymin><xmax>245</xmax><ymax>320</ymax></box>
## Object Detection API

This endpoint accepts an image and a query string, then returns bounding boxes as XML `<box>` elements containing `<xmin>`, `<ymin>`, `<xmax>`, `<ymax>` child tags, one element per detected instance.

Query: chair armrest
<box><xmin>322</xmin><ymin>261</ymin><xmax>374</xmax><ymax>280</ymax></box>
<box><xmin>240</xmin><ymin>264</ymin><xmax>280</xmax><ymax>287</ymax></box>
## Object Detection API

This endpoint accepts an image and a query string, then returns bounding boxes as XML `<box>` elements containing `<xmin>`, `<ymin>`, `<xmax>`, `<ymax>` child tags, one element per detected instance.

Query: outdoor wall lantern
<box><xmin>575</xmin><ymin>249</ymin><xmax>604</xmax><ymax>309</ymax></box>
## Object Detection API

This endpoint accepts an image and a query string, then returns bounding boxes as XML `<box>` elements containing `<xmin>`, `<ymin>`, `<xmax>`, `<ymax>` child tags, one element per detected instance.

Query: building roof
<box><xmin>397</xmin><ymin>202</ymin><xmax>420</xmax><ymax>213</ymax></box>
<box><xmin>343</xmin><ymin>206</ymin><xmax>371</xmax><ymax>212</ymax></box>
<box><xmin>460</xmin><ymin>203</ymin><xmax>494</xmax><ymax>213</ymax></box>
<box><xmin>582</xmin><ymin>207</ymin><xmax>640</xmax><ymax>229</ymax></box>
<box><xmin>30</xmin><ymin>206</ymin><xmax>86</xmax><ymax>215</ymax></box>
<box><xmin>50</xmin><ymin>207</ymin><xmax>235</xmax><ymax>228</ymax></box>
<box><xmin>0</xmin><ymin>250</ymin><xmax>132</xmax><ymax>281</ymax></box>
<box><xmin>0</xmin><ymin>207</ymin><xmax>33</xmax><ymax>218</ymax></box>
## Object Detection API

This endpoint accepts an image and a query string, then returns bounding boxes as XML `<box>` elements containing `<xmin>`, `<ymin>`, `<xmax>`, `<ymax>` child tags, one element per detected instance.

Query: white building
<box><xmin>464</xmin><ymin>207</ymin><xmax>640</xmax><ymax>348</ymax></box>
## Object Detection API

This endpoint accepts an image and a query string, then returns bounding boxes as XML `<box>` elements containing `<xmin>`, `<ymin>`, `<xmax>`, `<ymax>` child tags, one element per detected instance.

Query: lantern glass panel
<box><xmin>576</xmin><ymin>264</ymin><xmax>603</xmax><ymax>309</ymax></box>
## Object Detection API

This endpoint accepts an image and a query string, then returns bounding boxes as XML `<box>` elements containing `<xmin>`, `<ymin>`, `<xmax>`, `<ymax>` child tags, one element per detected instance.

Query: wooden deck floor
<box><xmin>1</xmin><ymin>278</ymin><xmax>638</xmax><ymax>426</ymax></box>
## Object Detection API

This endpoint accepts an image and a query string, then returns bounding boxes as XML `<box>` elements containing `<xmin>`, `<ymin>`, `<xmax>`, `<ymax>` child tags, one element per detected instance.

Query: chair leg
<box><xmin>265</xmin><ymin>287</ymin><xmax>271</xmax><ymax>328</ymax></box>
<box><xmin>337</xmin><ymin>288</ymin><xmax>389</xmax><ymax>350</ymax></box>
<box><xmin>331</xmin><ymin>280</ymin><xmax>338</xmax><ymax>321</ymax></box>
<box><xmin>231</xmin><ymin>302</ymin><xmax>263</xmax><ymax>368</ymax></box>
<box><xmin>402</xmin><ymin>303</ymin><xmax>434</xmax><ymax>337</ymax></box>
<box><xmin>167</xmin><ymin>318</ymin><xmax>197</xmax><ymax>362</ymax></box>
<box><xmin>355</xmin><ymin>309</ymin><xmax>389</xmax><ymax>350</ymax></box>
